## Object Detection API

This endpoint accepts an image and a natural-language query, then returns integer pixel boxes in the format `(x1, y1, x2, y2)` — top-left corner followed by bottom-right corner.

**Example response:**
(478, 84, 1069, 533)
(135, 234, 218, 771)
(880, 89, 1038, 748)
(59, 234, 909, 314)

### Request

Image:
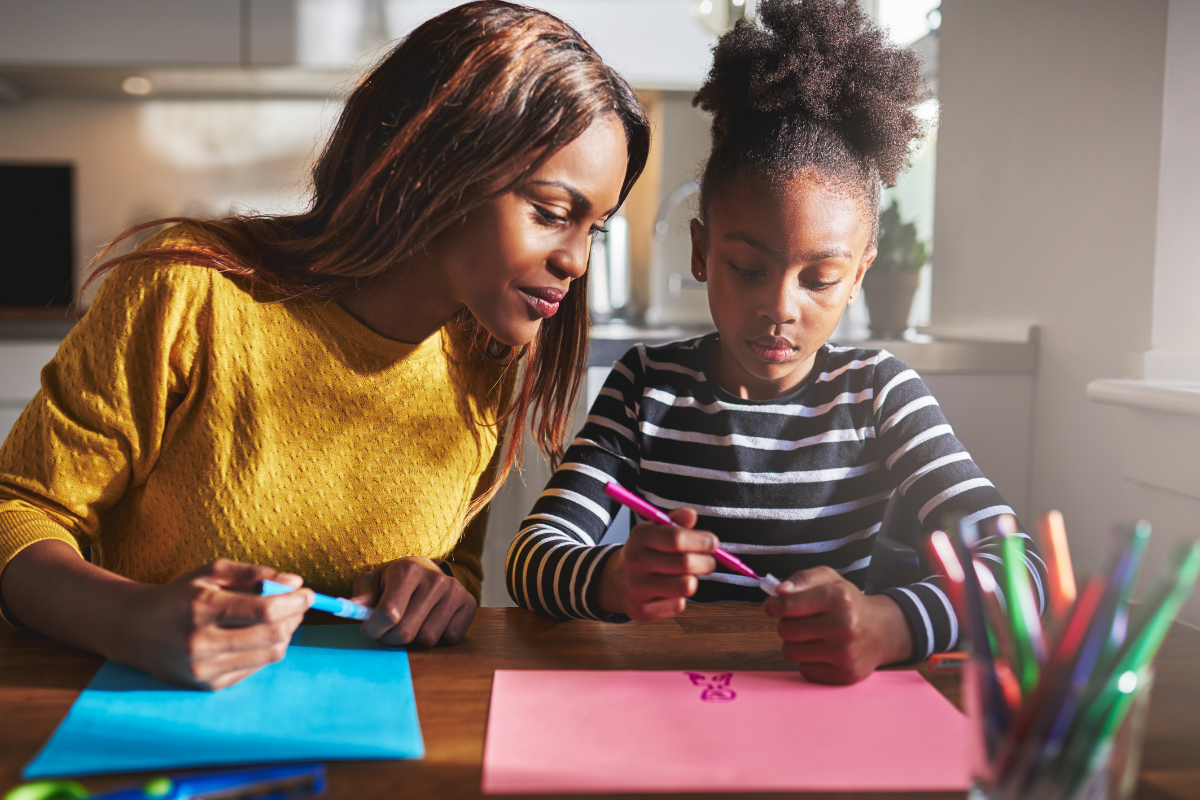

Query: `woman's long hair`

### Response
(83, 1, 650, 522)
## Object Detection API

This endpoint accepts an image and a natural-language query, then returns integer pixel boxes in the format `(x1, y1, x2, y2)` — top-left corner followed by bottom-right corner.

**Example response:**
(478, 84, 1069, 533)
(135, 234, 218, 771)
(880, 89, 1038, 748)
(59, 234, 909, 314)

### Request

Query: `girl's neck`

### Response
(711, 337, 821, 401)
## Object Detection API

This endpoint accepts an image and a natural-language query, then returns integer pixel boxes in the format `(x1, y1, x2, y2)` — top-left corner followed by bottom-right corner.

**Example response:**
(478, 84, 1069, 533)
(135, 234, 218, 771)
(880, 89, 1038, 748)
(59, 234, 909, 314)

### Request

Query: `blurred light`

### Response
(927, 8, 942, 30)
(732, 0, 745, 5)
(699, 0, 713, 13)
(122, 76, 153, 96)
(1117, 671, 1138, 694)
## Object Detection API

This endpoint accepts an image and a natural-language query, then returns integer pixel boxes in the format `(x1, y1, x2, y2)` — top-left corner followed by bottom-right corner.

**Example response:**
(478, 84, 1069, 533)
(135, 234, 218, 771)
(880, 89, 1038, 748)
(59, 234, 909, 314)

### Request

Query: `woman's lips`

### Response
(519, 287, 566, 319)
(748, 337, 798, 364)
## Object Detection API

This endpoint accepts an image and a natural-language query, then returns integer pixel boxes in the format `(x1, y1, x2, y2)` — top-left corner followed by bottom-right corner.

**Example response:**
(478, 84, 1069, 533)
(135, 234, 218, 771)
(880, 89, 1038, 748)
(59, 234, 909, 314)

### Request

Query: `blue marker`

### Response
(258, 579, 373, 621)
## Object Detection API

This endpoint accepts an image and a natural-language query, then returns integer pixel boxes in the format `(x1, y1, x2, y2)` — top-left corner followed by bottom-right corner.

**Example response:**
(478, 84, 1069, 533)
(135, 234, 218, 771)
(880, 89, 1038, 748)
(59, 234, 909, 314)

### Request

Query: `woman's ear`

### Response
(689, 218, 709, 283)
(847, 246, 876, 304)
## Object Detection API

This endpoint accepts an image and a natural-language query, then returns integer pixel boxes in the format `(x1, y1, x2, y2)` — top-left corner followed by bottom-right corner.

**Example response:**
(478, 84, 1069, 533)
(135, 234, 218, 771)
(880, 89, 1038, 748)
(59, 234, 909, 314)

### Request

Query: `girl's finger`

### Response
(640, 526, 717, 554)
(629, 573, 697, 602)
(633, 596, 687, 621)
(635, 549, 716, 576)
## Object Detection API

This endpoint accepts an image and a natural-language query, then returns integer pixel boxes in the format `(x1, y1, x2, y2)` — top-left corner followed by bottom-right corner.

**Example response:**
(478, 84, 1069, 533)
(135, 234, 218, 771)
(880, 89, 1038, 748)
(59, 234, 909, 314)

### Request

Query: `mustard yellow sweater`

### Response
(0, 229, 509, 620)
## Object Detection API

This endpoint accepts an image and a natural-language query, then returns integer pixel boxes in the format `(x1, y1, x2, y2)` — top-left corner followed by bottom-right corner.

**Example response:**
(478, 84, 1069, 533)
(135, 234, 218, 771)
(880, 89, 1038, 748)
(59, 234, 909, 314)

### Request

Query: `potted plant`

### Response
(862, 200, 929, 339)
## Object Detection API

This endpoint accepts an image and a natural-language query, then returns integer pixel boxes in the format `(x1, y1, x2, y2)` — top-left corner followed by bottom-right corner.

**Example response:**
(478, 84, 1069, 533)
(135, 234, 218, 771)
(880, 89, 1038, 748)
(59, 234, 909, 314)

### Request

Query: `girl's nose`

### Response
(761, 280, 799, 326)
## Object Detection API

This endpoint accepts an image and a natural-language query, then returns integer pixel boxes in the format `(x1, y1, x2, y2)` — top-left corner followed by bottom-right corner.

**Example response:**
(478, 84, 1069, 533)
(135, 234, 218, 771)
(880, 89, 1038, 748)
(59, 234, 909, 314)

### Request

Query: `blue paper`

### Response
(23, 625, 424, 778)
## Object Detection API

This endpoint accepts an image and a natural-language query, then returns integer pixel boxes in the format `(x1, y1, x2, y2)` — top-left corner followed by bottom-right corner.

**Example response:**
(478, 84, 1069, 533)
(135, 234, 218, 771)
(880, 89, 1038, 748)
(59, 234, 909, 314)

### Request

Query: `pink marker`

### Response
(603, 481, 781, 596)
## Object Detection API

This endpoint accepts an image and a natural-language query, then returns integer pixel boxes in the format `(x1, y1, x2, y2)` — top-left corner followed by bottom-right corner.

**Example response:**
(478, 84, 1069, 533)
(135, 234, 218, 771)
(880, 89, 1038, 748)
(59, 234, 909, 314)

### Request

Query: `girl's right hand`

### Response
(115, 559, 313, 690)
(595, 508, 717, 620)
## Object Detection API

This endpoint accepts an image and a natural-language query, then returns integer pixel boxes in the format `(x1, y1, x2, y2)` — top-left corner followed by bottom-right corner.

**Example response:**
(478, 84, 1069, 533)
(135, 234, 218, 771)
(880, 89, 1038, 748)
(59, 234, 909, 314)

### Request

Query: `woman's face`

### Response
(440, 114, 629, 347)
(691, 171, 876, 400)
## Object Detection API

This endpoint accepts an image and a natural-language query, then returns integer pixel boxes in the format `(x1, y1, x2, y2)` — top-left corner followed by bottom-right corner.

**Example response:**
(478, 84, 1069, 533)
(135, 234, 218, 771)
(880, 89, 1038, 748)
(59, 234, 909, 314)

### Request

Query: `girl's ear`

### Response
(689, 218, 709, 283)
(847, 246, 876, 304)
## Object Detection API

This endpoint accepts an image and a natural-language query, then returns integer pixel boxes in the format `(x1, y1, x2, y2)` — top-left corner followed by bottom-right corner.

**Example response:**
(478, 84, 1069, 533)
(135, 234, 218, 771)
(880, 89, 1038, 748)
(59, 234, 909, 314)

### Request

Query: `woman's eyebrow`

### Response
(528, 180, 620, 217)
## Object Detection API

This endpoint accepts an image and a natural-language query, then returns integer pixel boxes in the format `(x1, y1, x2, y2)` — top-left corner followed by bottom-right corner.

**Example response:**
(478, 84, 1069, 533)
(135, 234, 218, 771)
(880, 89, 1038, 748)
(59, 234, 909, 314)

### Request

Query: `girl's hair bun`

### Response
(695, 0, 925, 190)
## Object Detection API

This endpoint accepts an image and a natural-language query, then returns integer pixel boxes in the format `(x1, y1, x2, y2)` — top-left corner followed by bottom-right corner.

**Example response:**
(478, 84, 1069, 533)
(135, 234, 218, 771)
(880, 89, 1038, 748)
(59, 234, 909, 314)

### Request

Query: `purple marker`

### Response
(603, 481, 781, 596)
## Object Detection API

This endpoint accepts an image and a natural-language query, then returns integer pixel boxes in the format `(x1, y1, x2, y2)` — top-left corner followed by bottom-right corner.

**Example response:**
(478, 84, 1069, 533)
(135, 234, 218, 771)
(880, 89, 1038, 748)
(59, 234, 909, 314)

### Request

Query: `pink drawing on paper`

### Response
(685, 672, 736, 702)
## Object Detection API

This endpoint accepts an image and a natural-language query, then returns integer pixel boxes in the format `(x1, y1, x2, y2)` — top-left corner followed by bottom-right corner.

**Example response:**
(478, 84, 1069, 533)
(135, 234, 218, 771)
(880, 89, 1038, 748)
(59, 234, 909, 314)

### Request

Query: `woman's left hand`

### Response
(351, 558, 476, 648)
(763, 566, 914, 684)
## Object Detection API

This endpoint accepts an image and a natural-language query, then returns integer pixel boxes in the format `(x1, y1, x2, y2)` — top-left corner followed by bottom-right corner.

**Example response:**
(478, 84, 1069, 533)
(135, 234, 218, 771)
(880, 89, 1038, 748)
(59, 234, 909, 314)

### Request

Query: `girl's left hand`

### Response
(350, 557, 476, 648)
(763, 566, 914, 684)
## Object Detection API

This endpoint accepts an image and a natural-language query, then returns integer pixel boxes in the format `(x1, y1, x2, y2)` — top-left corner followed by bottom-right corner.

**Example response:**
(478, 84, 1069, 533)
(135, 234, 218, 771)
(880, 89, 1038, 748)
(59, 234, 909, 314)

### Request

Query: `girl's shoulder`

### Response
(618, 331, 718, 385)
(818, 343, 917, 389)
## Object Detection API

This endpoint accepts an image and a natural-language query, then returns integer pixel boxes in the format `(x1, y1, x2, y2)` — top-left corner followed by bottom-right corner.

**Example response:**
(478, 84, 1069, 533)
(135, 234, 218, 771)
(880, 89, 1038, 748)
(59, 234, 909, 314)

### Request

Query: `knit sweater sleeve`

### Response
(505, 347, 646, 620)
(0, 256, 208, 623)
(870, 355, 1048, 661)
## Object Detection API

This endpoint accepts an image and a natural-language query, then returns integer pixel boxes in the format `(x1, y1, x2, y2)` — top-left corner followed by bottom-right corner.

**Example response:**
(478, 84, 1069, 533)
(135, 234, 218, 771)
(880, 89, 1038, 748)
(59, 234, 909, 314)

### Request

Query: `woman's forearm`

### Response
(0, 539, 143, 662)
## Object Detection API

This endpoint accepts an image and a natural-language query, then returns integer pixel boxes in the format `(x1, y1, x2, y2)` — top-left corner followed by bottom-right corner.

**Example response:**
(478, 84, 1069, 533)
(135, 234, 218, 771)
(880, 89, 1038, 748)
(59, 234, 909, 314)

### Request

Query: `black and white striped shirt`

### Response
(506, 333, 1046, 661)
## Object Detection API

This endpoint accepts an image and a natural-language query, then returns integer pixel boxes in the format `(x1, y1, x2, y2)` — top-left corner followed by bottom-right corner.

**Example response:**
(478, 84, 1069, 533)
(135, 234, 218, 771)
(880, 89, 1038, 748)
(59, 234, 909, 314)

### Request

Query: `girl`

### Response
(506, 0, 1045, 685)
(0, 2, 648, 689)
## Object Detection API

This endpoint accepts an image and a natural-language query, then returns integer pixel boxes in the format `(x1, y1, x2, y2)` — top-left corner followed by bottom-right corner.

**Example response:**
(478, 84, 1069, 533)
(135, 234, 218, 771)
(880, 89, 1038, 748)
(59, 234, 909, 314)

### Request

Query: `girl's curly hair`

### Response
(693, 0, 925, 234)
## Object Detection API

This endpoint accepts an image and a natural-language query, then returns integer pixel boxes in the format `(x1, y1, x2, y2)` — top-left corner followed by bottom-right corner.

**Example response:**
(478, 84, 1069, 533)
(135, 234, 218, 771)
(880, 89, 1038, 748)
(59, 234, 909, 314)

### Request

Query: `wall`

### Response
(933, 1, 1172, 588)
(0, 97, 334, 302)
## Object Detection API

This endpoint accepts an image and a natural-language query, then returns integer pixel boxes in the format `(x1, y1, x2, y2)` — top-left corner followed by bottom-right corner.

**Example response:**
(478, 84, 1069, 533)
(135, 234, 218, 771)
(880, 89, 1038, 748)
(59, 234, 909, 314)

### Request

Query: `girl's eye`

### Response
(729, 262, 763, 278)
(533, 205, 567, 225)
(803, 278, 842, 291)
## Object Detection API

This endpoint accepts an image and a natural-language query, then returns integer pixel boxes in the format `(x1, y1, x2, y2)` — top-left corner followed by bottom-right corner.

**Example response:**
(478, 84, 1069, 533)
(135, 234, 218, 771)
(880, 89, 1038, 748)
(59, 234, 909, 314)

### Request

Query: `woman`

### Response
(0, 1, 649, 689)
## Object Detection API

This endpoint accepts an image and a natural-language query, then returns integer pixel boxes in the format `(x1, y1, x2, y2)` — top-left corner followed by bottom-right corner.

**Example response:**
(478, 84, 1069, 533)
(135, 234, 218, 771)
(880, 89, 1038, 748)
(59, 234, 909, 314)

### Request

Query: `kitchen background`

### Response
(1, 0, 1197, 623)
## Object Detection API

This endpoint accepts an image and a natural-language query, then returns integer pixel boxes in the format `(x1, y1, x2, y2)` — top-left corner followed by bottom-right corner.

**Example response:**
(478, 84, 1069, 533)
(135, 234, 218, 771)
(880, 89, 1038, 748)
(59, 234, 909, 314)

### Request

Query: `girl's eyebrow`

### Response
(724, 232, 852, 263)
(527, 179, 620, 218)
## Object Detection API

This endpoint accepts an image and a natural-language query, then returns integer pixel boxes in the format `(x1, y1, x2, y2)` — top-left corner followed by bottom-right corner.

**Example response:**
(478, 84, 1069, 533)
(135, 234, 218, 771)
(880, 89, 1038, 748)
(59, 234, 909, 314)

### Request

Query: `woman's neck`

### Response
(335, 255, 464, 344)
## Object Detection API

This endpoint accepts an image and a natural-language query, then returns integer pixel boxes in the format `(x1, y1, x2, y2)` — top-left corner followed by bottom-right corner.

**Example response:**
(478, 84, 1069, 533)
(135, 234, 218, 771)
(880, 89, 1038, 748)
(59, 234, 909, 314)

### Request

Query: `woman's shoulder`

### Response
(97, 223, 256, 309)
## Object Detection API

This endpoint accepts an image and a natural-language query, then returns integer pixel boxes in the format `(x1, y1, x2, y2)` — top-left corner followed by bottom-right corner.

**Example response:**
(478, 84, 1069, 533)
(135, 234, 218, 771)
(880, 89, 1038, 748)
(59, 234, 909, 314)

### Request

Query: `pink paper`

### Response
(482, 669, 970, 794)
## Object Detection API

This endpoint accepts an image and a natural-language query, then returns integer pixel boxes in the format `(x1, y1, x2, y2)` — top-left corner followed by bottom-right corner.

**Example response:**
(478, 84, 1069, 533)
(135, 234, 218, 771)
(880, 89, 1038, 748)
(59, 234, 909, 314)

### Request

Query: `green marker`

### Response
(1060, 540, 1200, 793)
(1000, 533, 1044, 696)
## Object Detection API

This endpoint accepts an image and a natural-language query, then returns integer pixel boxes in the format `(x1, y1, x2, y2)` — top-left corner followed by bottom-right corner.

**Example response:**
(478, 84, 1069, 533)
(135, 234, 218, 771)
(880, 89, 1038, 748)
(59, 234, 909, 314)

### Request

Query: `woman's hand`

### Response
(595, 508, 717, 621)
(116, 559, 314, 690)
(763, 566, 914, 684)
(351, 557, 476, 647)
(1, 542, 313, 691)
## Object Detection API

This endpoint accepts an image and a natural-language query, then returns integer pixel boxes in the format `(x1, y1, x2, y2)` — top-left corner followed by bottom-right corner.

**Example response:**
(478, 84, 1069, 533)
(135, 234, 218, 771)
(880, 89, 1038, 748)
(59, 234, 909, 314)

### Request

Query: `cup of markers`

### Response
(927, 512, 1200, 800)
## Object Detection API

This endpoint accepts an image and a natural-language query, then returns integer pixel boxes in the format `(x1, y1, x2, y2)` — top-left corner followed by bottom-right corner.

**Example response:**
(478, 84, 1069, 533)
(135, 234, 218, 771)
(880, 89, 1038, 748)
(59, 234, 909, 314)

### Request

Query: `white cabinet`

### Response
(0, 341, 58, 441)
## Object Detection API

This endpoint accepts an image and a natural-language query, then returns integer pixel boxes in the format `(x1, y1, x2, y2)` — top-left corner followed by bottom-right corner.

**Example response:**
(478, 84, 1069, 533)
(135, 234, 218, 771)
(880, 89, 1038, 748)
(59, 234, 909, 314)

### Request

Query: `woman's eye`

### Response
(590, 223, 610, 237)
(533, 205, 567, 225)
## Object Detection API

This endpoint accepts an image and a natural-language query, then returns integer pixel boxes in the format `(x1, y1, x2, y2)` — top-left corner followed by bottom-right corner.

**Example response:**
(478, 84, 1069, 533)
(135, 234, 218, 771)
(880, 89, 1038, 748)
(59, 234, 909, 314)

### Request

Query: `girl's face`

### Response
(690, 172, 877, 400)
(440, 114, 629, 347)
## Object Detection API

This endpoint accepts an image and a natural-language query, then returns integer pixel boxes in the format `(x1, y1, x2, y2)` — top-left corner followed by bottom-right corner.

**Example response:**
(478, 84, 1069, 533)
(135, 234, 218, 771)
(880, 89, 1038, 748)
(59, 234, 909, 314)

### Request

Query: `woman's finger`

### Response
(180, 642, 291, 689)
(381, 576, 449, 647)
(195, 616, 302, 656)
(200, 559, 294, 591)
(440, 599, 476, 645)
(205, 588, 312, 627)
(412, 591, 463, 648)
(361, 567, 422, 640)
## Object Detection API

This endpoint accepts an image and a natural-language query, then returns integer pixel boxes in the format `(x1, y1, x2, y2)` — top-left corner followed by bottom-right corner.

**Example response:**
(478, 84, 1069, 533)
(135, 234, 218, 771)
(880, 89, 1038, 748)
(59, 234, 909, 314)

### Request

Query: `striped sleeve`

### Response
(504, 348, 645, 620)
(871, 356, 1048, 661)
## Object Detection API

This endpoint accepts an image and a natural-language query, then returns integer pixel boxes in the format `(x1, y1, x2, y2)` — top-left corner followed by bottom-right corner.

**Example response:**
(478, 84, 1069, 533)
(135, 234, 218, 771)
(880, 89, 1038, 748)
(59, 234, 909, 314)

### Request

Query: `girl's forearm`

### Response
(0, 539, 143, 662)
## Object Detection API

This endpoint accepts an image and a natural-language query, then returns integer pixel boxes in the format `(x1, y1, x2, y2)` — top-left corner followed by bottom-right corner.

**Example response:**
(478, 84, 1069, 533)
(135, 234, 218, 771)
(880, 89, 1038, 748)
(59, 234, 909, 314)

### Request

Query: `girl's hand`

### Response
(116, 558, 313, 690)
(351, 557, 476, 647)
(596, 508, 717, 621)
(763, 566, 914, 684)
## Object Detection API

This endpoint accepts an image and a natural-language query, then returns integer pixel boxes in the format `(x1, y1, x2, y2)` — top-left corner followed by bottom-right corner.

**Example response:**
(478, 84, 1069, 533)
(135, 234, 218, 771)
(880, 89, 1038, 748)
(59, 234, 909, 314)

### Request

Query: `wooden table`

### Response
(2, 606, 1198, 800)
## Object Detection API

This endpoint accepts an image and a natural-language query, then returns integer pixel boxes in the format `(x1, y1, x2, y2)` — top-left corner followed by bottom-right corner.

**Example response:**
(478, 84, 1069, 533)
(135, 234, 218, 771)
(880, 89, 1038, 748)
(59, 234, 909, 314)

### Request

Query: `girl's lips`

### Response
(519, 287, 565, 319)
(748, 338, 798, 364)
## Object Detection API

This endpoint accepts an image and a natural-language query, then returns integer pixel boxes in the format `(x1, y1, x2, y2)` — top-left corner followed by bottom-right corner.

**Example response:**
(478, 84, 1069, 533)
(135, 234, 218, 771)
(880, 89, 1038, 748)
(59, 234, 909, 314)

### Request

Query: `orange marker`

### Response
(928, 529, 966, 617)
(1037, 510, 1077, 620)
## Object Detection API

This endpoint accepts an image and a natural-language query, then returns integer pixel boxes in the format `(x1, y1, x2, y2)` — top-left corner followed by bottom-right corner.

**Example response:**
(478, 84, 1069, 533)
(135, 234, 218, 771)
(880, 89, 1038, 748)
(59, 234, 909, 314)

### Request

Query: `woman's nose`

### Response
(548, 233, 591, 282)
